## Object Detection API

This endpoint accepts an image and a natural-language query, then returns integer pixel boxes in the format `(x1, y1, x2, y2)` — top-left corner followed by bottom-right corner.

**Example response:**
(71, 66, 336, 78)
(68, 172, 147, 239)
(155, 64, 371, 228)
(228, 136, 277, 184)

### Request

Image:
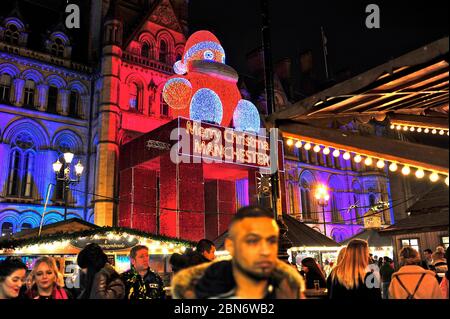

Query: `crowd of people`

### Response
(0, 205, 448, 300)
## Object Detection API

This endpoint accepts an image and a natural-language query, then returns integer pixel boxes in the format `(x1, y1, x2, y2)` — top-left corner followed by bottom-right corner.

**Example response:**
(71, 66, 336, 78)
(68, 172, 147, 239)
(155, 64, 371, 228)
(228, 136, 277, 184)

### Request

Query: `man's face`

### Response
(131, 248, 149, 273)
(225, 217, 279, 281)
(203, 246, 216, 261)
(424, 251, 432, 260)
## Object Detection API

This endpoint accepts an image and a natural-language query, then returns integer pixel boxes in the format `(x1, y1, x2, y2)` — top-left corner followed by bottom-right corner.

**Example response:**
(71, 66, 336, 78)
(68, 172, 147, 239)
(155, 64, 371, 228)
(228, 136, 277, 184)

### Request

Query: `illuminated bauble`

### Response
(415, 169, 425, 179)
(233, 100, 261, 133)
(389, 163, 398, 172)
(190, 88, 223, 124)
(429, 172, 439, 183)
(343, 152, 351, 160)
(163, 78, 192, 110)
(402, 166, 411, 176)
(173, 61, 188, 75)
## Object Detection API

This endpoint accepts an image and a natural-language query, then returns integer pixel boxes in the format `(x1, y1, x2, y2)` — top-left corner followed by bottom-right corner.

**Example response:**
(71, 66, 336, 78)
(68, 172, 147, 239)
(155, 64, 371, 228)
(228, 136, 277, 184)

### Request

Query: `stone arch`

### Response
(43, 211, 63, 225)
(46, 74, 67, 88)
(138, 31, 157, 58)
(3, 17, 26, 31)
(2, 118, 50, 149)
(49, 31, 70, 46)
(67, 80, 89, 95)
(156, 30, 175, 63)
(174, 44, 184, 61)
(18, 211, 42, 229)
(299, 170, 316, 187)
(124, 73, 146, 89)
(52, 129, 84, 154)
(21, 69, 45, 83)
(0, 63, 20, 77)
(0, 210, 20, 233)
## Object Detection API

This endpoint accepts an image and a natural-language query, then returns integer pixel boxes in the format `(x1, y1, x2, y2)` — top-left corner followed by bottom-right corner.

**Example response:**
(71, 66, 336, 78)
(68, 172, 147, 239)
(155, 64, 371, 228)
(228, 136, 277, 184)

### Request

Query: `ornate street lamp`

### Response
(315, 184, 330, 236)
(53, 152, 84, 221)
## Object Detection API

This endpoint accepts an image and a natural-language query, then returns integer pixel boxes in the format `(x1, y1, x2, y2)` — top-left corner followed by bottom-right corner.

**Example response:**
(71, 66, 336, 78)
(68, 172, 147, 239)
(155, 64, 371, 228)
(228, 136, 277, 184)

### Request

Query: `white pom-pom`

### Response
(174, 61, 187, 75)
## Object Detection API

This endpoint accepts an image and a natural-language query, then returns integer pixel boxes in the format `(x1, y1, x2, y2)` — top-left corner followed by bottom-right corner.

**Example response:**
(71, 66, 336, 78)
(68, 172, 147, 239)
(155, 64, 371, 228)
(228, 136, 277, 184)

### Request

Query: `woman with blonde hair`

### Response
(26, 256, 71, 299)
(388, 247, 443, 299)
(327, 239, 381, 299)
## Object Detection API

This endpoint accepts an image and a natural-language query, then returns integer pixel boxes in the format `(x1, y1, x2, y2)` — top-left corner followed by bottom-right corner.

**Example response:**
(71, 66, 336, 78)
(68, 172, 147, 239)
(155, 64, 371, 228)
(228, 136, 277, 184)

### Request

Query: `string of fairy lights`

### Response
(285, 138, 449, 187)
(389, 123, 449, 136)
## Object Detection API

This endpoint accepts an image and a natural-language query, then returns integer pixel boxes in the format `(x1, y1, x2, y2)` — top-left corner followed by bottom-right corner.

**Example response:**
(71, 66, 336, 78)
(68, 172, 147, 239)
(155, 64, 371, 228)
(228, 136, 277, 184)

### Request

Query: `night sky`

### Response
(189, 0, 449, 83)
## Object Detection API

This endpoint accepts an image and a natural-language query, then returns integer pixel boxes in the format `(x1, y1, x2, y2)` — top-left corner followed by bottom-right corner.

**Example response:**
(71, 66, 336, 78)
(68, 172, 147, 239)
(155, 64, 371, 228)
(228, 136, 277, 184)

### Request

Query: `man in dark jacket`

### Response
(379, 257, 395, 299)
(187, 239, 216, 267)
(121, 245, 165, 299)
(171, 206, 305, 299)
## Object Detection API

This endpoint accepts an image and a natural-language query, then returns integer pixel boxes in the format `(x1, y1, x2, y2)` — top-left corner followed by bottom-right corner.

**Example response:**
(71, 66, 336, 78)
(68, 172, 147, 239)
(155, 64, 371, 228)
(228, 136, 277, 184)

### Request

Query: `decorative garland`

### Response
(0, 226, 195, 250)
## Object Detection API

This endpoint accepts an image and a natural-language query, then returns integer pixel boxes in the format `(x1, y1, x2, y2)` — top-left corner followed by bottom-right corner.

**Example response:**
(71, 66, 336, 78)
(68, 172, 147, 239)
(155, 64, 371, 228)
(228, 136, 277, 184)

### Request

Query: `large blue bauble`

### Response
(189, 88, 223, 125)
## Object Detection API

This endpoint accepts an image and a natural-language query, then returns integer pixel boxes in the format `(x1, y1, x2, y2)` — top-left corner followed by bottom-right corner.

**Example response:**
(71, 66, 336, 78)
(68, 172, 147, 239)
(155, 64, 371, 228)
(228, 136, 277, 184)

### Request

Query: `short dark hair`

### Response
(229, 206, 274, 227)
(130, 245, 149, 259)
(77, 243, 108, 271)
(196, 239, 215, 254)
(0, 257, 27, 283)
(423, 249, 432, 254)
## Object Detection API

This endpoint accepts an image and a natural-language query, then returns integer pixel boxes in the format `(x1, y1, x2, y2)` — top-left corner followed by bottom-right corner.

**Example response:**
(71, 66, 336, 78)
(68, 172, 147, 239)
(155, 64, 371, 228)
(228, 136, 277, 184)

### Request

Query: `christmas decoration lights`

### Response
(233, 99, 261, 133)
(189, 88, 223, 124)
(163, 78, 192, 110)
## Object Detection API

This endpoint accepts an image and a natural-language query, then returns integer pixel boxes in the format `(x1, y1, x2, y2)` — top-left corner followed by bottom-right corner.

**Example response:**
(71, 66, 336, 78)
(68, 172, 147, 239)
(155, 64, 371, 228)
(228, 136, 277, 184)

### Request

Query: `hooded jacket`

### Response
(171, 259, 305, 299)
(388, 265, 443, 299)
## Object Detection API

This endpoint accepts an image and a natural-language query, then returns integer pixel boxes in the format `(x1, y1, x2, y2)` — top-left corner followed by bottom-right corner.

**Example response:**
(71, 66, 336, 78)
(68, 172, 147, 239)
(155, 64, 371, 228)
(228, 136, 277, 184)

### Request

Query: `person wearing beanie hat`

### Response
(76, 243, 125, 299)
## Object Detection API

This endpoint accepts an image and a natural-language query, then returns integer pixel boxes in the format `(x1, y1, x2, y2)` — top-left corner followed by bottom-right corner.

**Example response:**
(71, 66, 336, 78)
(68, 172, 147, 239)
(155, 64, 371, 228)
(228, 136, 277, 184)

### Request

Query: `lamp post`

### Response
(53, 152, 84, 221)
(315, 184, 330, 237)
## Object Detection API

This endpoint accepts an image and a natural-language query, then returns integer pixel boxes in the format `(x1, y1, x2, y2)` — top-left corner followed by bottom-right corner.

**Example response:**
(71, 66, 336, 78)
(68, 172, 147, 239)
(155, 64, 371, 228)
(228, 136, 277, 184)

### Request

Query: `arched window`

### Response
(300, 178, 313, 221)
(24, 80, 36, 108)
(329, 176, 343, 223)
(22, 151, 35, 197)
(7, 149, 21, 196)
(21, 223, 33, 231)
(51, 38, 65, 58)
(69, 91, 80, 117)
(369, 194, 377, 208)
(160, 91, 169, 117)
(159, 40, 168, 64)
(142, 42, 150, 58)
(0, 73, 12, 103)
(7, 132, 36, 198)
(1, 222, 13, 237)
(4, 24, 20, 45)
(47, 86, 58, 113)
(128, 82, 141, 112)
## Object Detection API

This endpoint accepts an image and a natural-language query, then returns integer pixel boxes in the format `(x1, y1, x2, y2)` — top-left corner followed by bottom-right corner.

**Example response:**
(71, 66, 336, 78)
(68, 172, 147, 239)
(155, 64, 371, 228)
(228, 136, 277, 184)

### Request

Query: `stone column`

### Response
(13, 78, 25, 106)
(0, 143, 11, 196)
(37, 84, 49, 112)
(59, 89, 70, 116)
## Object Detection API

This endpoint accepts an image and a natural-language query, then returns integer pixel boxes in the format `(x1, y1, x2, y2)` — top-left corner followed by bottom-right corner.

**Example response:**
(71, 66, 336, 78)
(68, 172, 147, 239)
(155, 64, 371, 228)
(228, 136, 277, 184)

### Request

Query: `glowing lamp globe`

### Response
(402, 166, 411, 176)
(354, 155, 362, 163)
(295, 141, 303, 149)
(314, 145, 321, 153)
(417, 128, 423, 133)
(333, 150, 340, 158)
(343, 152, 351, 160)
(445, 176, 449, 186)
(396, 125, 402, 130)
(415, 169, 425, 179)
(323, 147, 331, 155)
(410, 127, 415, 132)
(432, 129, 437, 135)
(424, 128, 430, 133)
(189, 88, 223, 125)
(389, 163, 398, 172)
(376, 160, 385, 169)
(390, 124, 395, 129)
(364, 157, 373, 166)
(439, 130, 445, 136)
(403, 126, 409, 131)
(163, 78, 192, 110)
(233, 100, 261, 134)
(430, 172, 439, 183)
(304, 143, 312, 151)
(286, 139, 294, 147)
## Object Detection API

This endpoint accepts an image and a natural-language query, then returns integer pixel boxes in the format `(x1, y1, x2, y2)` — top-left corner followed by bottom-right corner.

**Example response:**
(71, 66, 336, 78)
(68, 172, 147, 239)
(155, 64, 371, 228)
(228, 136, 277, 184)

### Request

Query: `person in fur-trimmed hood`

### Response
(171, 206, 305, 299)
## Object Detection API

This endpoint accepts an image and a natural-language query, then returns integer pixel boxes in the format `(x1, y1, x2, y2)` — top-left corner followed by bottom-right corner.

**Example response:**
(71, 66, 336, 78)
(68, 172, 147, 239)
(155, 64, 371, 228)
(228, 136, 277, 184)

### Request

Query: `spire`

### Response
(7, 0, 26, 22)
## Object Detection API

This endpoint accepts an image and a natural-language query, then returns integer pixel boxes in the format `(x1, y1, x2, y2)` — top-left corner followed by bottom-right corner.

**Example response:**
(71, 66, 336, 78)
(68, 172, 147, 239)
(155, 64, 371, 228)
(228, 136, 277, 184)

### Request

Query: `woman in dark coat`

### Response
(327, 239, 381, 300)
(76, 243, 125, 299)
(301, 257, 326, 289)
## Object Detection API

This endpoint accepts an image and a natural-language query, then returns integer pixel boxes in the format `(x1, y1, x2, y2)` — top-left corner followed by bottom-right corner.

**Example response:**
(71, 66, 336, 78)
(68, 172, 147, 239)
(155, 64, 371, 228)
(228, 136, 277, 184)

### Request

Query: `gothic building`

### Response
(0, 0, 188, 236)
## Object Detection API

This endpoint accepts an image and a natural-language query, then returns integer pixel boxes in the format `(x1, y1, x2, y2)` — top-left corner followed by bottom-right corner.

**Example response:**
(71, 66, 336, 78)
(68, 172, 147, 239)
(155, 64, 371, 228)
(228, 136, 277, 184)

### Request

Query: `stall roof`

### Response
(267, 37, 449, 123)
(214, 214, 340, 250)
(379, 210, 449, 236)
(340, 228, 392, 247)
